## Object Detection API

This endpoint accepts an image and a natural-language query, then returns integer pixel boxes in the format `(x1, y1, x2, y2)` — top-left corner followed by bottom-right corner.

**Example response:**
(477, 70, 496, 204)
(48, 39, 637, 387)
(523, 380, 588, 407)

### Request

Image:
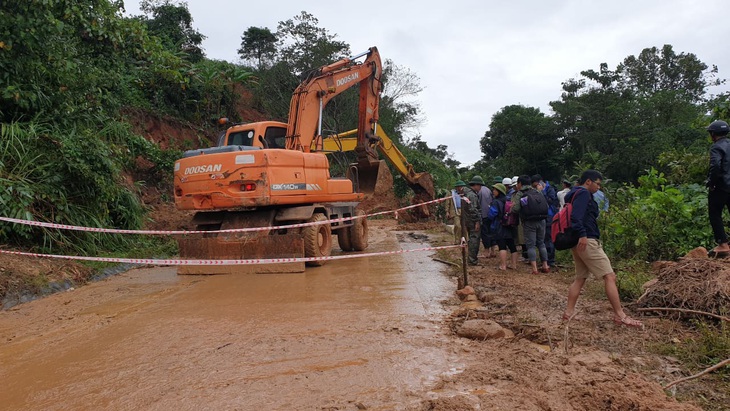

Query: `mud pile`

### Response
(637, 258, 730, 319)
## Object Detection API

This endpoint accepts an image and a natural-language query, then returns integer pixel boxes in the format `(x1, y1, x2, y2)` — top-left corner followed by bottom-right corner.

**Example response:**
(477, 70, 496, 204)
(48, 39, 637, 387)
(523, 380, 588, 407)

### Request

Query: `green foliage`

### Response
(658, 320, 729, 380)
(238, 27, 277, 69)
(529, 45, 715, 182)
(0, 119, 178, 254)
(0, 121, 135, 250)
(247, 12, 353, 126)
(275, 11, 350, 75)
(656, 142, 709, 185)
(138, 0, 206, 62)
(614, 262, 653, 301)
(601, 168, 713, 261)
(480, 105, 562, 181)
(0, 0, 152, 122)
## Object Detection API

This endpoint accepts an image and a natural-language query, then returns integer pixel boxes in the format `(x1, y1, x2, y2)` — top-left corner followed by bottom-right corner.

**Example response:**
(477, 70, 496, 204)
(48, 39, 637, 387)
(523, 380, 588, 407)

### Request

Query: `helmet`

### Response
(492, 183, 507, 196)
(454, 180, 467, 187)
(502, 177, 513, 186)
(511, 176, 519, 186)
(707, 120, 730, 134)
(469, 175, 485, 185)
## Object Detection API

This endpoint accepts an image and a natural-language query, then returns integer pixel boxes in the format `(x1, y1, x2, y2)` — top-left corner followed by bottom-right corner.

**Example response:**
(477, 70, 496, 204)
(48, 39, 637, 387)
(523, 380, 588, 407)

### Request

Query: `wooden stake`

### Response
(460, 208, 468, 287)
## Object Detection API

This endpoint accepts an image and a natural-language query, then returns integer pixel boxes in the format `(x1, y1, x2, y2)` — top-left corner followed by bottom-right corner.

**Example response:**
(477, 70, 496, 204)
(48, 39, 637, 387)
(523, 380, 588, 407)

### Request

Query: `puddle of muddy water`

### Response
(0, 229, 462, 410)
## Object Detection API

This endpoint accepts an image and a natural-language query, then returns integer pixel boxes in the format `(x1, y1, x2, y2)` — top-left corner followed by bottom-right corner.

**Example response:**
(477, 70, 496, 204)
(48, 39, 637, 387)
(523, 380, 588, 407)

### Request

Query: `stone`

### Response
(456, 319, 508, 340)
(456, 285, 476, 300)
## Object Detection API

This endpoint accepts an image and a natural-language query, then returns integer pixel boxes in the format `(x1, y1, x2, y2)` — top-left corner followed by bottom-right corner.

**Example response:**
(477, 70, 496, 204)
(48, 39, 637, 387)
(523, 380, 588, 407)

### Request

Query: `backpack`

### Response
(551, 188, 584, 250)
(520, 189, 549, 221)
(502, 200, 519, 227)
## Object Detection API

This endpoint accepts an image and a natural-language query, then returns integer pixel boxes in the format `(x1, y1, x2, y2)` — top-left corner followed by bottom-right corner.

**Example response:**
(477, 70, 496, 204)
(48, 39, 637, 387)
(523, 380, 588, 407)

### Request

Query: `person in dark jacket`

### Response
(533, 174, 559, 269)
(706, 120, 730, 257)
(461, 178, 481, 265)
(512, 175, 550, 274)
(562, 170, 643, 329)
(487, 183, 518, 270)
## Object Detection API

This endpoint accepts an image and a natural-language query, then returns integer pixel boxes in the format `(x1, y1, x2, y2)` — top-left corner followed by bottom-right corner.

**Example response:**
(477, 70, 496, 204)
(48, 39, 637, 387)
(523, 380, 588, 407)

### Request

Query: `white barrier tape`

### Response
(0, 243, 464, 266)
(0, 196, 450, 236)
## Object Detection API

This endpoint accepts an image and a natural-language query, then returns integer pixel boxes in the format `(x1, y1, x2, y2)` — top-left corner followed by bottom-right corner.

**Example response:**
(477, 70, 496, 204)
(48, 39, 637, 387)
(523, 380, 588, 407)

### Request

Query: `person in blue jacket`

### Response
(562, 170, 643, 329)
(487, 183, 518, 270)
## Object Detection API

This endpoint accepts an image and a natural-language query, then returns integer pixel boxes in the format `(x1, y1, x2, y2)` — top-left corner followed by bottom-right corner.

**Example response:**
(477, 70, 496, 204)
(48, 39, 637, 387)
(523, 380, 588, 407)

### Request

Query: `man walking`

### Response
(706, 120, 730, 257)
(562, 170, 643, 328)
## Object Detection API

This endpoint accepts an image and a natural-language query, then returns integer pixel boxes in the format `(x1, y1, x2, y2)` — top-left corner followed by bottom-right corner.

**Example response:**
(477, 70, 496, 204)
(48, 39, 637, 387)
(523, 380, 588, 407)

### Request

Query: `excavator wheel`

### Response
(337, 227, 353, 251)
(350, 209, 368, 251)
(304, 213, 332, 266)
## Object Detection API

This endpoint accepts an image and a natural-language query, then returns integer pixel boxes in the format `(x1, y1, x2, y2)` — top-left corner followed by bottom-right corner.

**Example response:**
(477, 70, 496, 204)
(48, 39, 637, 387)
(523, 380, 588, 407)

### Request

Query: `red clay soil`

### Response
(421, 231, 728, 411)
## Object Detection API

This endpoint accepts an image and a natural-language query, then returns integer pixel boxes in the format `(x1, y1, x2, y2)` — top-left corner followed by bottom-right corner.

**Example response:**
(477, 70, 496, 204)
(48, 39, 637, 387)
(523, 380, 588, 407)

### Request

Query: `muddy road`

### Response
(0, 222, 462, 410)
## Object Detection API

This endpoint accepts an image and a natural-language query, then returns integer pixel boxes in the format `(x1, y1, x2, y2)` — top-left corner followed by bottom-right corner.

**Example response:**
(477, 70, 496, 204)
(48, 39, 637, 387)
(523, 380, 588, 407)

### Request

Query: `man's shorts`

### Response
(571, 238, 614, 279)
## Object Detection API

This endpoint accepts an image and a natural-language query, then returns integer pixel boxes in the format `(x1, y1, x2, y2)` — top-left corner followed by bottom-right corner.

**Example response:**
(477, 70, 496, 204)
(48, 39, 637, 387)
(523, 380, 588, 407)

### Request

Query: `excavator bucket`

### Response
(177, 211, 305, 275)
(409, 172, 436, 219)
(348, 159, 393, 197)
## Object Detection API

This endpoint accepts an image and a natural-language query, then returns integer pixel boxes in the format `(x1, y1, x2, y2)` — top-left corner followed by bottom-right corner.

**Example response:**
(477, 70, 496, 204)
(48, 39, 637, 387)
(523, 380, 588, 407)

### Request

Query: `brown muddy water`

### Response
(0, 228, 463, 410)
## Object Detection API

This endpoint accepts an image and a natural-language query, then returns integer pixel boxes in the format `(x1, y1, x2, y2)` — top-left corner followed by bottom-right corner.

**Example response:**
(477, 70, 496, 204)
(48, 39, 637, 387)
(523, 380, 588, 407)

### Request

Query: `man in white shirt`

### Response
(557, 180, 572, 209)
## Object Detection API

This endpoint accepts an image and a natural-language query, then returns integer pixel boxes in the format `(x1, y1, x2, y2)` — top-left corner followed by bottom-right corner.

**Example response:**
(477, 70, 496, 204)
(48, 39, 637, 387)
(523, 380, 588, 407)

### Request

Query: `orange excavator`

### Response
(173, 47, 433, 274)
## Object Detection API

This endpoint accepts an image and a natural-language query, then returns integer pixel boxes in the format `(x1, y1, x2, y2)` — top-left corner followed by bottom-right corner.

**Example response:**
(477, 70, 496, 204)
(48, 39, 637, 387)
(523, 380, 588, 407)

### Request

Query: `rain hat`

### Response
(492, 183, 507, 196)
(454, 180, 467, 187)
(469, 175, 485, 185)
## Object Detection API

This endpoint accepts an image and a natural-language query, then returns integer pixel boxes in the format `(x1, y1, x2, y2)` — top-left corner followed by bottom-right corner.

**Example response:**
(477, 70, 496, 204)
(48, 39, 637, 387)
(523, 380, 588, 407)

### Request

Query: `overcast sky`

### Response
(124, 0, 730, 166)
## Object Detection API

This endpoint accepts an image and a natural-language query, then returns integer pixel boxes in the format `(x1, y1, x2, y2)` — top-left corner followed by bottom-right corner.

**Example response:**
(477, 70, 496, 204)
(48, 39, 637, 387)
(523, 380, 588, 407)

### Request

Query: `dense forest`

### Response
(1, 0, 729, 263)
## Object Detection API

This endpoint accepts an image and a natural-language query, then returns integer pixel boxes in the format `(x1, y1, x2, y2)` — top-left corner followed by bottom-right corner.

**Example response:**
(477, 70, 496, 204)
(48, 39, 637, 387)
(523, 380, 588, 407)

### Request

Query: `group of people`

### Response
(451, 170, 644, 329)
(452, 174, 560, 274)
(447, 118, 730, 330)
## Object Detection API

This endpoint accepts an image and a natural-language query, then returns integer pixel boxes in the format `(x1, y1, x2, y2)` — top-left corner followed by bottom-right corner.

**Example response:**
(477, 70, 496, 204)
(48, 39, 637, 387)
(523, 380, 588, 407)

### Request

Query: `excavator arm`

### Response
(321, 128, 435, 201)
(286, 46, 382, 166)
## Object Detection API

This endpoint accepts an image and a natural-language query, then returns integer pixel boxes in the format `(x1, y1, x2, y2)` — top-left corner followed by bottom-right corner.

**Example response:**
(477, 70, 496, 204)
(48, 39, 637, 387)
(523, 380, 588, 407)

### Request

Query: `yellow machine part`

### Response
(321, 128, 435, 218)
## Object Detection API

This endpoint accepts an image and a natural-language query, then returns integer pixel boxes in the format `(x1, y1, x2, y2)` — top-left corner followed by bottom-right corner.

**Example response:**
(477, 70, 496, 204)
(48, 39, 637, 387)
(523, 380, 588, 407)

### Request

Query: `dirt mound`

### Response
(637, 258, 730, 318)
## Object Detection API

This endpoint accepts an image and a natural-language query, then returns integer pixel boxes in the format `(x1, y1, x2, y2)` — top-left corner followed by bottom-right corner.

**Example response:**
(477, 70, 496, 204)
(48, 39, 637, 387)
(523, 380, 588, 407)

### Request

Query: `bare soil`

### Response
(1, 221, 728, 410)
(422, 231, 728, 411)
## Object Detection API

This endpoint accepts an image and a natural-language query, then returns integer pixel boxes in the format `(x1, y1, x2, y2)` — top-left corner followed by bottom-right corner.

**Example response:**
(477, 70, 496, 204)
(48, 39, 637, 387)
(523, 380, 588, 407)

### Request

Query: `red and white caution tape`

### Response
(0, 196, 450, 235)
(0, 243, 464, 266)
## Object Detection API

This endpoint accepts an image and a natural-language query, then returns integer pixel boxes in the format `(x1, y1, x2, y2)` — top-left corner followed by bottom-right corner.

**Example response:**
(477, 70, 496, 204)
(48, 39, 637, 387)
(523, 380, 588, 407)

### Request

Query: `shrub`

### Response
(602, 168, 713, 261)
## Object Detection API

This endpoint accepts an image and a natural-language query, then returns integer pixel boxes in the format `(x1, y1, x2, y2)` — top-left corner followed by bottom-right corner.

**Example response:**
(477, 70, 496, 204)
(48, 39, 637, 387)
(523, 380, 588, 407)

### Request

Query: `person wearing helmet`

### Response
(707, 120, 730, 257)
(449, 181, 467, 245)
(465, 176, 485, 265)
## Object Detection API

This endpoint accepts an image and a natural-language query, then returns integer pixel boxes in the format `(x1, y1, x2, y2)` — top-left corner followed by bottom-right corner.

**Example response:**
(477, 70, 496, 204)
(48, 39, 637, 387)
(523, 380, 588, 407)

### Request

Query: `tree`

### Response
(480, 105, 562, 180)
(138, 0, 205, 62)
(0, 0, 160, 122)
(549, 45, 713, 182)
(617, 44, 721, 102)
(238, 27, 277, 70)
(275, 11, 350, 75)
(379, 59, 425, 143)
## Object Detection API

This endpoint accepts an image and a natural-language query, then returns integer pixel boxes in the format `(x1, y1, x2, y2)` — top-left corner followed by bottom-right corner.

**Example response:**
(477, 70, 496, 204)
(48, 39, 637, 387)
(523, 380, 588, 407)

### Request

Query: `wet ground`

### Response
(0, 223, 461, 410)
